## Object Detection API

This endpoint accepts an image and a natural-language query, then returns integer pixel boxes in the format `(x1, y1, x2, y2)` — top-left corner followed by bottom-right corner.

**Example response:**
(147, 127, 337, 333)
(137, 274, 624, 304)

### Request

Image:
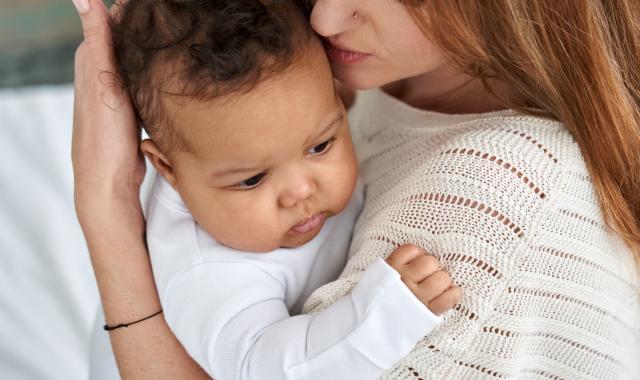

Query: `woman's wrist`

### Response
(77, 191, 151, 324)
(76, 188, 145, 236)
(87, 229, 159, 324)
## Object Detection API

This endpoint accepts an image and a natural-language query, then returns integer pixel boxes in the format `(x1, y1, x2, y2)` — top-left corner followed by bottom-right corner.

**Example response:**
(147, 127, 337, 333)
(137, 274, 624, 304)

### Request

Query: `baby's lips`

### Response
(291, 213, 325, 234)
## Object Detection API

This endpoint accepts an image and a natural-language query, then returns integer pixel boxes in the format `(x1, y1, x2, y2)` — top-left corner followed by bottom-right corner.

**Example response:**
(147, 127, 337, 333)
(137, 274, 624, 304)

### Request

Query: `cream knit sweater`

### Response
(302, 89, 640, 380)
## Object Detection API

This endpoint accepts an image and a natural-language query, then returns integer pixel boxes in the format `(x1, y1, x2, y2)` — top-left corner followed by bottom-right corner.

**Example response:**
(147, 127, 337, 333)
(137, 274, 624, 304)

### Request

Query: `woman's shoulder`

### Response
(442, 112, 577, 163)
(403, 113, 630, 275)
(352, 89, 586, 174)
(421, 112, 580, 189)
(427, 113, 594, 230)
(359, 110, 597, 257)
(427, 112, 591, 195)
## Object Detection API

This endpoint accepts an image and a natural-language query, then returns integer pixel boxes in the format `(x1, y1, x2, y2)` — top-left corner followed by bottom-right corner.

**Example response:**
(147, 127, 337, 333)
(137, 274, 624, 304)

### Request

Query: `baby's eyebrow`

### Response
(213, 113, 344, 179)
(211, 165, 263, 178)
(303, 113, 344, 146)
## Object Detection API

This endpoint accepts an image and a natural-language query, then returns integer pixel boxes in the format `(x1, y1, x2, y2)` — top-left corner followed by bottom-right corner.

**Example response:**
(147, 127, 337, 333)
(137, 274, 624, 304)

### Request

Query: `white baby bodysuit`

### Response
(146, 175, 441, 380)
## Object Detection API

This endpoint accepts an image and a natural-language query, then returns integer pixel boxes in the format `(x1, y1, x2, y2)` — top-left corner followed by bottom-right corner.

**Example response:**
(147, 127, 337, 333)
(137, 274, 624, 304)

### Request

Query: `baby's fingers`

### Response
(428, 286, 462, 316)
(385, 244, 425, 269)
(415, 270, 452, 301)
(400, 254, 440, 283)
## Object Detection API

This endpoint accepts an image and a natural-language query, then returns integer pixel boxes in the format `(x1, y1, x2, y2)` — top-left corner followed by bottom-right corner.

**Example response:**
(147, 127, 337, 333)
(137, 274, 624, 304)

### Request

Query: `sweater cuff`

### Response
(347, 258, 442, 369)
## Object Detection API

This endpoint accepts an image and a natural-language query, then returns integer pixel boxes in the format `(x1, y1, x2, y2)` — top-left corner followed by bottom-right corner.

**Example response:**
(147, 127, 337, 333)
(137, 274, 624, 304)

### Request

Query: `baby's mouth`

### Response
(290, 213, 325, 234)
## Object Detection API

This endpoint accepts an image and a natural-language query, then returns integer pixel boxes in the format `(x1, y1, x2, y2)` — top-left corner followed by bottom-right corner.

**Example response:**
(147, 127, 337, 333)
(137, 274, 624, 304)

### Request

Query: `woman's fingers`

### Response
(72, 0, 118, 118)
(71, 0, 89, 13)
(73, 0, 116, 101)
(73, 0, 109, 44)
(71, 0, 144, 225)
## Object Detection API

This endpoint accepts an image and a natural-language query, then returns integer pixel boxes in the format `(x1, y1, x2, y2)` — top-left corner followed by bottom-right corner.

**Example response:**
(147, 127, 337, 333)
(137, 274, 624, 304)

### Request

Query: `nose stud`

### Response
(353, 11, 360, 20)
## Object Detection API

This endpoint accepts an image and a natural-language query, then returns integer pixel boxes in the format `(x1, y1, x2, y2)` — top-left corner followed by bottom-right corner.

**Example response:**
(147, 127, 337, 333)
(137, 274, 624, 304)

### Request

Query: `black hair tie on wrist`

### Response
(104, 310, 163, 331)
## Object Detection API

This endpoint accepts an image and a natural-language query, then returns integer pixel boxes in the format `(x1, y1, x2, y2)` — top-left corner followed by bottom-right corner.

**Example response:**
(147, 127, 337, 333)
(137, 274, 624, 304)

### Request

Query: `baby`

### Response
(111, 0, 459, 379)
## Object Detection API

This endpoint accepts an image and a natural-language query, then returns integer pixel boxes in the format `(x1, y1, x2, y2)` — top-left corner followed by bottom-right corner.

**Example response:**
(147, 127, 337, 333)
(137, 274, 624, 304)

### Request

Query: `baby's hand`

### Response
(385, 244, 461, 315)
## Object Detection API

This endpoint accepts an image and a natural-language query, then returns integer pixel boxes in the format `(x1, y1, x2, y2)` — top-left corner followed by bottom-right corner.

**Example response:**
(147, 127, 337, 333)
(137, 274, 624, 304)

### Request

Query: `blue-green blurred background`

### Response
(0, 0, 112, 87)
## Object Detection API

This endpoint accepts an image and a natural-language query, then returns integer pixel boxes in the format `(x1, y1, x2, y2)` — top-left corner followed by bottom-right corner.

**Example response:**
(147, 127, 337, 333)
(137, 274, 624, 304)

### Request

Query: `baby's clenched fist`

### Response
(386, 244, 461, 315)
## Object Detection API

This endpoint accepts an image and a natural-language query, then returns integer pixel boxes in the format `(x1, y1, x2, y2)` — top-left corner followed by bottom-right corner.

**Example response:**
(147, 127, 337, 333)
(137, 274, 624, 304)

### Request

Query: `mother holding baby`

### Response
(72, 0, 640, 379)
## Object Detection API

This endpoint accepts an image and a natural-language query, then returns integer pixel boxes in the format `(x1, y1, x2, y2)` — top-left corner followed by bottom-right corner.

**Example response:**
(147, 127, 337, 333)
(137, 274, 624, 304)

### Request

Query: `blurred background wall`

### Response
(0, 0, 112, 87)
(0, 0, 81, 86)
(0, 1, 112, 379)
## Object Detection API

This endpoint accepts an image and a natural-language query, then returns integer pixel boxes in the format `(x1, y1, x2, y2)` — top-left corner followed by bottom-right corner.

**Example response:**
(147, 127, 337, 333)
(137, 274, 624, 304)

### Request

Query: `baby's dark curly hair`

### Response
(111, 0, 314, 153)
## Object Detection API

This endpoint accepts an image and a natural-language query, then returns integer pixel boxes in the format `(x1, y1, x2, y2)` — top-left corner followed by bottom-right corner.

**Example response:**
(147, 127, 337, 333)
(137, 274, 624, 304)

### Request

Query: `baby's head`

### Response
(112, 0, 358, 252)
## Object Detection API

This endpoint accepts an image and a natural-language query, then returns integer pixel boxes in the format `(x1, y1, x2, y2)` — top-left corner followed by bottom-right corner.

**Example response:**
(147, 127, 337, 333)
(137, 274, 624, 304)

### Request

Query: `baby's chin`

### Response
(279, 229, 322, 250)
(280, 228, 321, 248)
(212, 225, 322, 253)
(216, 227, 320, 253)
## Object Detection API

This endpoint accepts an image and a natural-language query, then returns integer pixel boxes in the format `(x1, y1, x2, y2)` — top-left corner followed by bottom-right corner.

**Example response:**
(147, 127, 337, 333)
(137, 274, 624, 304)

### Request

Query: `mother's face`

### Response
(310, 0, 445, 89)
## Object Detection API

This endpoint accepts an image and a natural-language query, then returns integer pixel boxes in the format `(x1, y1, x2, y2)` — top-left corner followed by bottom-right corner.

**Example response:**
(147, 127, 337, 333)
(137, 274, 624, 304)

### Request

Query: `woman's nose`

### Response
(278, 173, 317, 209)
(310, 0, 356, 37)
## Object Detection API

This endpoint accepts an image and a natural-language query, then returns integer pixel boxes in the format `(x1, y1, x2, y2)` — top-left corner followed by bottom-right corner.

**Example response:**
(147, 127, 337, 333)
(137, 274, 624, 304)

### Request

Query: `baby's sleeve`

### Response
(163, 258, 441, 380)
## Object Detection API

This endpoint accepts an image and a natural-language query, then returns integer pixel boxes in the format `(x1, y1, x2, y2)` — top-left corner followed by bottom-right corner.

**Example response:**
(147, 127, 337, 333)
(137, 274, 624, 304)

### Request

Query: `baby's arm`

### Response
(162, 249, 458, 380)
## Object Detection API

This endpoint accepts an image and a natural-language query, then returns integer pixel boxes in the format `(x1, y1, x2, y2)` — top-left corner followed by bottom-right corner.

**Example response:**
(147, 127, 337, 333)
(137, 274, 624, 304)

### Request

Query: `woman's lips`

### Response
(324, 40, 371, 65)
(290, 213, 326, 234)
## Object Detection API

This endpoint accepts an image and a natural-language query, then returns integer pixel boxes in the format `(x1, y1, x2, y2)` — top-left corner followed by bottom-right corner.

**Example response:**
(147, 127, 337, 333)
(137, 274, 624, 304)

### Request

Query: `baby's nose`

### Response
(278, 174, 317, 208)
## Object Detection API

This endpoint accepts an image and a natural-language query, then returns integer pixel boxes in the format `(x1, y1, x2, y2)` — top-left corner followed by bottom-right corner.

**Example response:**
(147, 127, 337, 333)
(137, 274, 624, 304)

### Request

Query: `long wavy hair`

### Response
(402, 0, 640, 270)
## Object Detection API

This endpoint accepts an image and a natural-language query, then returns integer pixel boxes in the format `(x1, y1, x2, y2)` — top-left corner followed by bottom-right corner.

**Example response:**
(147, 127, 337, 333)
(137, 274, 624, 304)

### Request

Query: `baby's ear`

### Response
(140, 139, 178, 187)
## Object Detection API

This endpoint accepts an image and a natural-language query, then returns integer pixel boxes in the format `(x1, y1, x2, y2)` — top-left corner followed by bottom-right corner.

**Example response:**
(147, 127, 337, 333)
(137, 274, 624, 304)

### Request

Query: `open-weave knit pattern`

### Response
(302, 89, 640, 380)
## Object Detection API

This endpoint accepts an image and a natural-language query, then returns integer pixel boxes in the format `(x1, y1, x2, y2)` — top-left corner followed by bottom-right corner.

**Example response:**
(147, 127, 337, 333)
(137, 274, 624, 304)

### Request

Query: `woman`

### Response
(72, 0, 640, 379)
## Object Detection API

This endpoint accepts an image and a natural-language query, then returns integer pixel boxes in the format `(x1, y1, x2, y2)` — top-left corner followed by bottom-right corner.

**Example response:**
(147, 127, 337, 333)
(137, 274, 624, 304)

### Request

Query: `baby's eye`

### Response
(308, 137, 337, 156)
(235, 173, 266, 189)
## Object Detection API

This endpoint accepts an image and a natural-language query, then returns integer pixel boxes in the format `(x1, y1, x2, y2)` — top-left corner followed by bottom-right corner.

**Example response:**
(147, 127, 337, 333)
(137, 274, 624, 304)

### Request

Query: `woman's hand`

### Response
(72, 0, 144, 238)
(71, 2, 211, 378)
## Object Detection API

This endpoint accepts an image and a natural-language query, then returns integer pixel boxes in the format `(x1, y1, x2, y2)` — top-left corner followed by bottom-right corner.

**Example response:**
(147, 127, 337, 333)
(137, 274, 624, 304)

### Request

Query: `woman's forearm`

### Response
(71, 0, 209, 376)
(86, 202, 209, 379)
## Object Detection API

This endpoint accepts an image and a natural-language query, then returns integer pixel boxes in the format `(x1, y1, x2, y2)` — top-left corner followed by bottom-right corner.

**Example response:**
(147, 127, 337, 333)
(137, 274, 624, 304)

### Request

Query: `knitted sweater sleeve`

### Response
(303, 118, 640, 379)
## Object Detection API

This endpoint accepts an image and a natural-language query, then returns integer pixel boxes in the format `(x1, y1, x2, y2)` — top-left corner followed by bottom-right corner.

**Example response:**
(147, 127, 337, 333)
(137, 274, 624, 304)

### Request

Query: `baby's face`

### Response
(165, 43, 358, 252)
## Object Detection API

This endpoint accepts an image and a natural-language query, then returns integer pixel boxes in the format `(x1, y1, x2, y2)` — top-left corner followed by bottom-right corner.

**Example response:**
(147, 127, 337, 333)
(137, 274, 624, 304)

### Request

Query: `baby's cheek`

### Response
(219, 217, 282, 252)
(235, 214, 278, 246)
(333, 163, 359, 214)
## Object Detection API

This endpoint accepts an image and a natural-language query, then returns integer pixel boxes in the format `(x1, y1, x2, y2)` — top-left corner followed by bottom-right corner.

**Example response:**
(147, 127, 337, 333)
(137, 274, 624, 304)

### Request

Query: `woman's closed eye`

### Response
(308, 137, 337, 156)
(233, 173, 267, 190)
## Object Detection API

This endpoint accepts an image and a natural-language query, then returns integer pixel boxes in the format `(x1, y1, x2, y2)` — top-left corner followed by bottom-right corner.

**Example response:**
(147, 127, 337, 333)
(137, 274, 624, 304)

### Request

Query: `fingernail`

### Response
(72, 0, 90, 13)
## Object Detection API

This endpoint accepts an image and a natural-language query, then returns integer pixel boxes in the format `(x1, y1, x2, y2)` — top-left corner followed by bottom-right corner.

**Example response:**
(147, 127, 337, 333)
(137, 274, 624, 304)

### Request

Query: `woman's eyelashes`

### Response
(308, 137, 337, 155)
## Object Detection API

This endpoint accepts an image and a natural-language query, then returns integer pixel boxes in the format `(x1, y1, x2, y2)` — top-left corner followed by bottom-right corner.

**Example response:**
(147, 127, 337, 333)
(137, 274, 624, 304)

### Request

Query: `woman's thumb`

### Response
(71, 0, 90, 14)
(72, 0, 109, 43)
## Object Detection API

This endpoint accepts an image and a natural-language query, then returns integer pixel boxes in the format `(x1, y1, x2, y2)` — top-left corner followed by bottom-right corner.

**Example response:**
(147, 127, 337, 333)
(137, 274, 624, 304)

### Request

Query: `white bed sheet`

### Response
(0, 85, 100, 380)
